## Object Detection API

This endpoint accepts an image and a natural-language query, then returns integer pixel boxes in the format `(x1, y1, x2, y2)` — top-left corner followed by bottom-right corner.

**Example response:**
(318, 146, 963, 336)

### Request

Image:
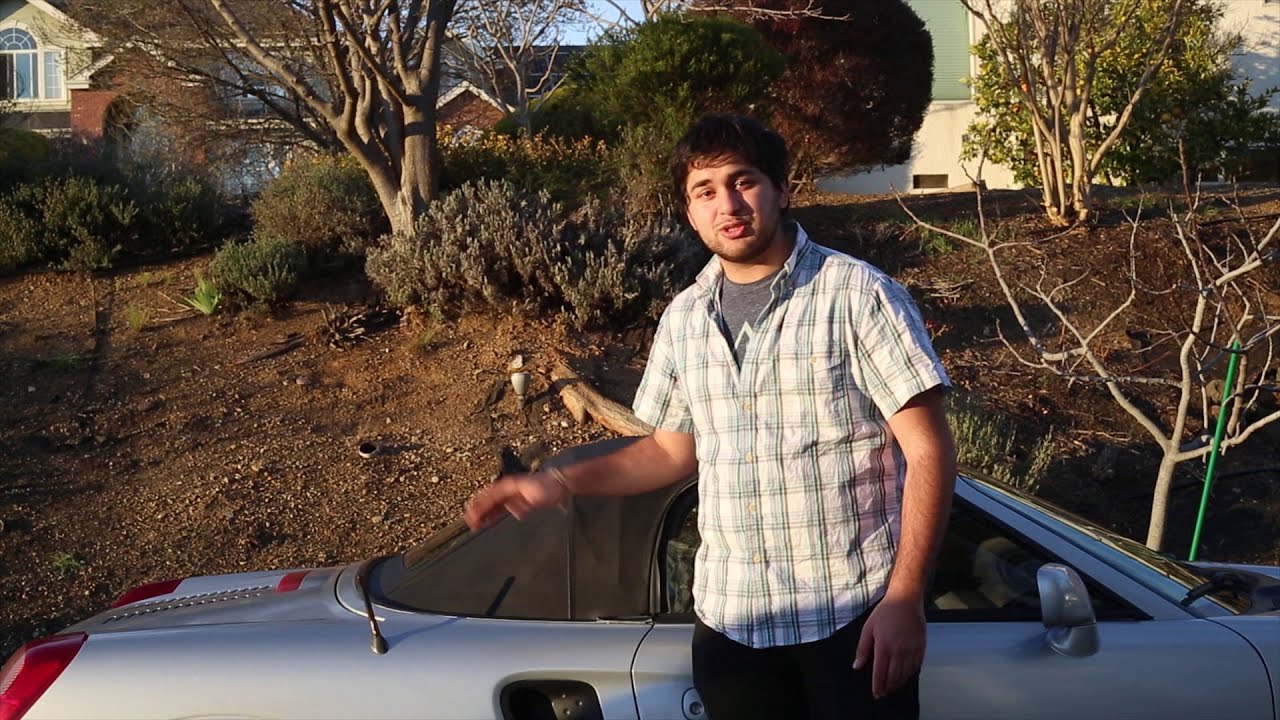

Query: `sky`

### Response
(564, 0, 645, 45)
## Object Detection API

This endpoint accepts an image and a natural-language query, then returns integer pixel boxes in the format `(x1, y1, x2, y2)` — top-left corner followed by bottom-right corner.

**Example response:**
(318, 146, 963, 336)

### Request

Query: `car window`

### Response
(658, 493, 1122, 620)
(663, 501, 699, 614)
(927, 503, 1050, 619)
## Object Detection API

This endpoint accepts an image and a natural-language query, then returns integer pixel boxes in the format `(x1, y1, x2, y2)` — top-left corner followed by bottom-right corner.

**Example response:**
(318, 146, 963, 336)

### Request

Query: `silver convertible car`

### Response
(4, 438, 1279, 720)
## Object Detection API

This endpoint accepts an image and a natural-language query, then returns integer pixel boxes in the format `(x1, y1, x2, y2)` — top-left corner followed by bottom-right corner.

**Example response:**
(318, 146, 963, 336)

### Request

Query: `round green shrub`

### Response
(127, 165, 225, 253)
(36, 176, 138, 272)
(0, 129, 50, 189)
(250, 154, 385, 254)
(211, 237, 309, 304)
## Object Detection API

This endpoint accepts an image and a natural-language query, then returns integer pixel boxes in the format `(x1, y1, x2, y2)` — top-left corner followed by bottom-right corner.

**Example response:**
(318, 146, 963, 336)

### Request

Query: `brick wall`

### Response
(438, 92, 504, 132)
(69, 90, 120, 141)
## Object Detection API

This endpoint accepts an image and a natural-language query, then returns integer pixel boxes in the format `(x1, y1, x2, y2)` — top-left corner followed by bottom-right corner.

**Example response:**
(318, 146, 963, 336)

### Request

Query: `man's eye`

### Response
(736, 179, 757, 189)
(696, 189, 714, 199)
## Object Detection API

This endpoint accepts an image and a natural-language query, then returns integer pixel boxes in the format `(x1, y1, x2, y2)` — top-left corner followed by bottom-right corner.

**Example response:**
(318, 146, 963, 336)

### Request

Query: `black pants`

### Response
(691, 608, 920, 720)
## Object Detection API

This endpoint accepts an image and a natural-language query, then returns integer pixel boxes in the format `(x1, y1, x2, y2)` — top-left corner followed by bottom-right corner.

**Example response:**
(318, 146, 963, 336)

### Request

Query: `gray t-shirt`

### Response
(720, 268, 782, 365)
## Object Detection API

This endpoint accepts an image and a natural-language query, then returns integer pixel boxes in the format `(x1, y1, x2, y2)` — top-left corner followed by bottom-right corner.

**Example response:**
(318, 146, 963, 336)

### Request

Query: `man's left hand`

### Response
(853, 595, 926, 699)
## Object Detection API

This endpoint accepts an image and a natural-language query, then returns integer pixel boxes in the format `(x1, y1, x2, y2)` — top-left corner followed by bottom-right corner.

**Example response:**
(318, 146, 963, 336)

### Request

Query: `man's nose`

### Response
(717, 187, 747, 214)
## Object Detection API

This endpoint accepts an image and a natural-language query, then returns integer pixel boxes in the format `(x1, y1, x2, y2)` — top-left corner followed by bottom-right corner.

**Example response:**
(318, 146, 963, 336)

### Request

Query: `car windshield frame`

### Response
(963, 473, 1250, 616)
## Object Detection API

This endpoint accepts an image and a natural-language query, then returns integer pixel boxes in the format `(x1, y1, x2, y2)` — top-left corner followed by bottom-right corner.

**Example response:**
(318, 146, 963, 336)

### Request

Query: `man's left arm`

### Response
(854, 385, 956, 699)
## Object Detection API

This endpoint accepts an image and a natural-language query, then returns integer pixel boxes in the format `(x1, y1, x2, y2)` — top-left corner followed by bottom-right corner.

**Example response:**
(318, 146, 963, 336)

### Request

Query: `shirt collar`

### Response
(693, 222, 813, 298)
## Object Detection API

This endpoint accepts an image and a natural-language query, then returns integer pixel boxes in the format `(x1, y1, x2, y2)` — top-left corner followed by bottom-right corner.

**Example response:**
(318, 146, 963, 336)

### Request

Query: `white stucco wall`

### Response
(1224, 0, 1280, 104)
(817, 100, 1019, 194)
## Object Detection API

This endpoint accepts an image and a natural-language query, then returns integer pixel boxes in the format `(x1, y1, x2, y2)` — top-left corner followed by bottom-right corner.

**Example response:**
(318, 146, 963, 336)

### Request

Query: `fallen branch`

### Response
(549, 357, 653, 437)
(235, 335, 306, 365)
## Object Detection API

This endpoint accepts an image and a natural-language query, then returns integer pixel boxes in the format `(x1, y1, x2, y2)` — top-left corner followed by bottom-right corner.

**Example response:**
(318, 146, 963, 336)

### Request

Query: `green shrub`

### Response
(570, 14, 784, 142)
(607, 124, 681, 218)
(366, 180, 705, 328)
(440, 131, 612, 207)
(0, 129, 50, 188)
(128, 166, 224, 252)
(210, 236, 309, 304)
(948, 392, 1055, 494)
(490, 86, 604, 140)
(251, 154, 385, 254)
(0, 195, 43, 273)
(554, 195, 706, 327)
(34, 176, 138, 272)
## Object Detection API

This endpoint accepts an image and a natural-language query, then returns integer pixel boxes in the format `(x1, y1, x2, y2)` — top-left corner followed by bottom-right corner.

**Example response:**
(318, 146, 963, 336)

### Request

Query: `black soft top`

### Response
(369, 438, 695, 620)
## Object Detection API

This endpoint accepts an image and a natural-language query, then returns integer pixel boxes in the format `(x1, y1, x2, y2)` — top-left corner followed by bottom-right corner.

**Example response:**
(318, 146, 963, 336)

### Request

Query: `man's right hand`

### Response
(463, 471, 566, 531)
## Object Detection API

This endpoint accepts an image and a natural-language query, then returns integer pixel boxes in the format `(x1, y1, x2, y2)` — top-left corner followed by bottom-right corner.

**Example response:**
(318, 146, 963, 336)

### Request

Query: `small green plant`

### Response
(137, 271, 166, 287)
(34, 352, 89, 372)
(183, 272, 221, 315)
(414, 305, 445, 352)
(52, 551, 85, 577)
(210, 237, 308, 304)
(124, 304, 147, 332)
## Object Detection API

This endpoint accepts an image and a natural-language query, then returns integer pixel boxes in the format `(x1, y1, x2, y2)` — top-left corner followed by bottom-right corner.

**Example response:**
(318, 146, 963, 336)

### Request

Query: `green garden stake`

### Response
(1188, 340, 1242, 562)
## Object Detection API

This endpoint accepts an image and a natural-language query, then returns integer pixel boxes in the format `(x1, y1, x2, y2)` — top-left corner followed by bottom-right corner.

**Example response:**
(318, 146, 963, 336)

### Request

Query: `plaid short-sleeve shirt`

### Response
(632, 224, 950, 648)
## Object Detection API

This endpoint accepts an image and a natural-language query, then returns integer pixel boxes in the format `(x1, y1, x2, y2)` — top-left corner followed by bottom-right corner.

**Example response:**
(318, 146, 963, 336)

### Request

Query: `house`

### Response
(0, 0, 114, 140)
(437, 80, 510, 137)
(819, 0, 1280, 194)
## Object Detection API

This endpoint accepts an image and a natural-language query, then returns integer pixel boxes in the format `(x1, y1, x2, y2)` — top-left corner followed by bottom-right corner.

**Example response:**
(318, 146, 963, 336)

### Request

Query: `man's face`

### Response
(683, 154, 790, 267)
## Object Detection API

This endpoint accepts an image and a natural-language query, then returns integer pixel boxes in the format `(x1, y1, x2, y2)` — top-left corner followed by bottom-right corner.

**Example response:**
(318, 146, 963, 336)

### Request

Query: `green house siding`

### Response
(907, 0, 971, 101)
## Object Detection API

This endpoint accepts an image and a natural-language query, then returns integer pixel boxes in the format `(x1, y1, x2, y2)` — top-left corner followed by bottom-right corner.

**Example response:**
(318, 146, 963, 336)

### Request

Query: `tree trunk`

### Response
(358, 107, 439, 237)
(1145, 453, 1178, 550)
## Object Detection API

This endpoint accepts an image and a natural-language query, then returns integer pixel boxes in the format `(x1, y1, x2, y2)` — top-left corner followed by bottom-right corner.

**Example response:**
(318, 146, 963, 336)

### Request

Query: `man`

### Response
(464, 114, 956, 719)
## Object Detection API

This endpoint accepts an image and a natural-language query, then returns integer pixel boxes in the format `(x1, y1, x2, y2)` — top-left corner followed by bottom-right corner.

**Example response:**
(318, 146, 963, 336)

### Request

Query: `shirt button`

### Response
(742, 401, 752, 412)
(748, 502, 757, 513)
(744, 453, 754, 463)
(809, 355, 818, 365)
(753, 553, 762, 563)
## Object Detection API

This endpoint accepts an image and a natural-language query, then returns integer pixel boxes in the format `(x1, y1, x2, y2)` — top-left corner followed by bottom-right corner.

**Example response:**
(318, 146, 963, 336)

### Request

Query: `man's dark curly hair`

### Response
(669, 114, 790, 208)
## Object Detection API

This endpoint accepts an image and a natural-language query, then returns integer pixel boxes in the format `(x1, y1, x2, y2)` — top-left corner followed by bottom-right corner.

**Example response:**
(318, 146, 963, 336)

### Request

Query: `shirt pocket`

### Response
(775, 340, 850, 436)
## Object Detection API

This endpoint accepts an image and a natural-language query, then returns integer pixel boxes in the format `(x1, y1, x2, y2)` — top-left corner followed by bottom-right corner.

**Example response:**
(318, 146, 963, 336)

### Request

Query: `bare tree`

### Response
(445, 0, 588, 135)
(902, 184, 1280, 551)
(74, 0, 459, 235)
(961, 0, 1187, 226)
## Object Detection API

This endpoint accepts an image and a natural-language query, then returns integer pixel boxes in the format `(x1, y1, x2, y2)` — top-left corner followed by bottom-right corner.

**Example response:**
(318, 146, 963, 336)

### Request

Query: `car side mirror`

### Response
(1037, 563, 1099, 658)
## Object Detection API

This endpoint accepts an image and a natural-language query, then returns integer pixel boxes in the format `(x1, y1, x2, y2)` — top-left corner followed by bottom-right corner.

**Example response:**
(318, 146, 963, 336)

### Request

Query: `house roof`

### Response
(6, 0, 104, 45)
(437, 80, 510, 113)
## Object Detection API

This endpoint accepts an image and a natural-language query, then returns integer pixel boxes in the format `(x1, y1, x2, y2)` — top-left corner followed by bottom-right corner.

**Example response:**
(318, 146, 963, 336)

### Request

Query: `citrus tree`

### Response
(965, 0, 1280, 190)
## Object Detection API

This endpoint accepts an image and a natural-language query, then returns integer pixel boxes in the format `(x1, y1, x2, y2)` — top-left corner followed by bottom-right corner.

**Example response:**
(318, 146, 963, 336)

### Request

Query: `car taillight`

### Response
(0, 633, 87, 720)
(111, 578, 183, 608)
(276, 571, 309, 593)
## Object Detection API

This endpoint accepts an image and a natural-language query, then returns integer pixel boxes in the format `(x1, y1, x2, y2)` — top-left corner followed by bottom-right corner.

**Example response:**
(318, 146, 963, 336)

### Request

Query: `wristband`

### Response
(544, 465, 572, 497)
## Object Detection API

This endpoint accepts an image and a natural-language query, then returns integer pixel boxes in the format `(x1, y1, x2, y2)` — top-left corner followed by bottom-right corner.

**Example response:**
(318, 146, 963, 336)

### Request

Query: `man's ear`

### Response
(780, 186, 791, 210)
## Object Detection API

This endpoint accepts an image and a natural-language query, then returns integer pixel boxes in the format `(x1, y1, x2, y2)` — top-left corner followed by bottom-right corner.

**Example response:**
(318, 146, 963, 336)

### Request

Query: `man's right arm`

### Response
(462, 429, 696, 530)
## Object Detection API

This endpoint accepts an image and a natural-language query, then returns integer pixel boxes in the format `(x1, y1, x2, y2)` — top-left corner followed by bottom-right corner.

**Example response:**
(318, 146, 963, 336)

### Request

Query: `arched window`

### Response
(1, 27, 63, 101)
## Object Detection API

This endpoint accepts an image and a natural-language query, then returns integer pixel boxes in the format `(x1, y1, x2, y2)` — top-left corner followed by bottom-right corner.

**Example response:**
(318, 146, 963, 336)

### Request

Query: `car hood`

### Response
(65, 565, 351, 634)
(1194, 562, 1280, 581)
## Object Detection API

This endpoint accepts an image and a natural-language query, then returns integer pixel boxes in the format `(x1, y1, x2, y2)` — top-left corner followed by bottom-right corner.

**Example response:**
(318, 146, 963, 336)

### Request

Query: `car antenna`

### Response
(355, 560, 389, 654)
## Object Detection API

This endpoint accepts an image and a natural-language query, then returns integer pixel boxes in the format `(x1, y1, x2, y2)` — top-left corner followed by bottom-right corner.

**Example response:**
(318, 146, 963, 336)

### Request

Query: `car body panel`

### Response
(634, 619, 1273, 720)
(1210, 613, 1280, 720)
(33, 614, 651, 719)
(64, 568, 345, 634)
